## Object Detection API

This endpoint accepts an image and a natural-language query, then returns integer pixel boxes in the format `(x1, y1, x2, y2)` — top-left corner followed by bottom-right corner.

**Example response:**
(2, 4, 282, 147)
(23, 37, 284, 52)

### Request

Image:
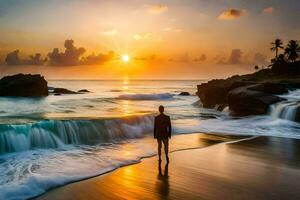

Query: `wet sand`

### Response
(35, 135, 300, 200)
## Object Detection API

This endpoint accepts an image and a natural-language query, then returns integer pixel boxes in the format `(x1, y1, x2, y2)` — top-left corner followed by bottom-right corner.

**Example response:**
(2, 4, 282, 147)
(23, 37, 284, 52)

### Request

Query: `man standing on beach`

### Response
(154, 105, 172, 163)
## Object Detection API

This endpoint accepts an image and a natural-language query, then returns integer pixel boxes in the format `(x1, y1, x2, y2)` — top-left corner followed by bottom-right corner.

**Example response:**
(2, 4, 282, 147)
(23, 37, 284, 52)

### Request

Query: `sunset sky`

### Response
(0, 0, 299, 79)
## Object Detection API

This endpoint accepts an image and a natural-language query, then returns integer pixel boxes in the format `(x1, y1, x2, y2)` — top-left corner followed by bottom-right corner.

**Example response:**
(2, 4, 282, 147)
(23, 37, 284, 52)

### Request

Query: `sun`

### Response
(121, 54, 130, 63)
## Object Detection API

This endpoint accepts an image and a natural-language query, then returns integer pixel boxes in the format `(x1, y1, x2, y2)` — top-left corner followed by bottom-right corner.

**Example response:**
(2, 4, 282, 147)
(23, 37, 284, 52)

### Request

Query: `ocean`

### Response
(0, 80, 299, 199)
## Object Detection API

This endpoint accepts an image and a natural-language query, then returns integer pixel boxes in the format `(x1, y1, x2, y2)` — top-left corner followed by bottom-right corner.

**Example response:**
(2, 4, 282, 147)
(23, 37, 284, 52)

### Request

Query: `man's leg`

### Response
(157, 139, 162, 161)
(163, 139, 169, 163)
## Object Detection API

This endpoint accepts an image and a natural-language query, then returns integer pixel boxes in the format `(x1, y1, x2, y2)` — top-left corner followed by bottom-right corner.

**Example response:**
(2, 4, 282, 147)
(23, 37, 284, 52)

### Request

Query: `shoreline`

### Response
(34, 134, 300, 200)
(27, 133, 247, 200)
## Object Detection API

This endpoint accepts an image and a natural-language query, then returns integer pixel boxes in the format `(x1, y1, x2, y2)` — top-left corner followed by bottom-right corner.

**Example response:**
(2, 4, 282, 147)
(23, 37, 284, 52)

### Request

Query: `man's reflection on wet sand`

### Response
(156, 161, 169, 198)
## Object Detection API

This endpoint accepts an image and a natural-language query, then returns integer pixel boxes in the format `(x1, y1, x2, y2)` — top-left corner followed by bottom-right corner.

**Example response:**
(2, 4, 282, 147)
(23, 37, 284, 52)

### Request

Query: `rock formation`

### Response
(0, 74, 48, 97)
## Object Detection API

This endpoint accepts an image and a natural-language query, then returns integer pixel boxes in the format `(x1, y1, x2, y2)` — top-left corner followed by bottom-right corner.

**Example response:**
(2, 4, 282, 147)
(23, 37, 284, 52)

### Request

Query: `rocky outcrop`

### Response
(53, 88, 78, 94)
(50, 88, 91, 95)
(0, 74, 48, 96)
(196, 78, 253, 108)
(196, 77, 291, 116)
(179, 92, 190, 96)
(228, 85, 285, 116)
(248, 83, 288, 94)
(197, 68, 300, 109)
(78, 89, 90, 93)
(196, 67, 300, 116)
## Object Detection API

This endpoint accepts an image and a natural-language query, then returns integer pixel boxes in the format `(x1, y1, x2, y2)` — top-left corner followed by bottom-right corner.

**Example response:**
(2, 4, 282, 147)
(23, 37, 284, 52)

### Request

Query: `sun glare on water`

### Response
(121, 54, 130, 63)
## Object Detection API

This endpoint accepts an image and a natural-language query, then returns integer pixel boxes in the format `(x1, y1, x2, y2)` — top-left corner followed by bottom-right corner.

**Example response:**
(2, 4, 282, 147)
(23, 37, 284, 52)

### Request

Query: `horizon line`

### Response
(47, 78, 209, 81)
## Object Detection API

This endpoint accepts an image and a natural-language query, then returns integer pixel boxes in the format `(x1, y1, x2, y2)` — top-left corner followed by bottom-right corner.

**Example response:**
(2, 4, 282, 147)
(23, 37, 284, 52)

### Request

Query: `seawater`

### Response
(0, 80, 299, 200)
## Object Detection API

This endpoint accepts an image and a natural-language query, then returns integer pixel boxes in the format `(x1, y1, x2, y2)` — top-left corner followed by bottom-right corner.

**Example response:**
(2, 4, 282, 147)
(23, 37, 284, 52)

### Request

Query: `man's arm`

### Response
(168, 116, 172, 138)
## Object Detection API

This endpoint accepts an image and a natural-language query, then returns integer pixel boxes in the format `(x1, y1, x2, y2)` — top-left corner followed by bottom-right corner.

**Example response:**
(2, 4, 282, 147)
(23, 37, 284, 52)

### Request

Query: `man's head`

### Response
(158, 105, 164, 114)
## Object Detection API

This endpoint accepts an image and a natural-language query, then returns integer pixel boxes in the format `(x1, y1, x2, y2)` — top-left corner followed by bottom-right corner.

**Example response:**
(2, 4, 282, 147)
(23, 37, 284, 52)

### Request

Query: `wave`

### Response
(0, 138, 157, 200)
(0, 115, 154, 154)
(270, 101, 299, 122)
(116, 93, 174, 100)
(0, 132, 231, 200)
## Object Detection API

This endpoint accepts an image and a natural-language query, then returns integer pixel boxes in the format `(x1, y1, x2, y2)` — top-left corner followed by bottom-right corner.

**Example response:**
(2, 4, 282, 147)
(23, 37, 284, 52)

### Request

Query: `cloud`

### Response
(134, 54, 156, 61)
(253, 53, 267, 65)
(163, 27, 182, 33)
(133, 32, 161, 41)
(148, 4, 168, 14)
(168, 53, 208, 63)
(133, 33, 150, 40)
(101, 29, 119, 36)
(228, 49, 243, 64)
(24, 53, 45, 65)
(81, 51, 115, 65)
(167, 53, 190, 62)
(5, 50, 21, 65)
(218, 9, 245, 20)
(263, 7, 274, 14)
(213, 54, 230, 64)
(194, 54, 207, 62)
(217, 57, 227, 64)
(47, 39, 86, 66)
(179, 52, 190, 62)
(5, 50, 45, 65)
(3, 39, 115, 66)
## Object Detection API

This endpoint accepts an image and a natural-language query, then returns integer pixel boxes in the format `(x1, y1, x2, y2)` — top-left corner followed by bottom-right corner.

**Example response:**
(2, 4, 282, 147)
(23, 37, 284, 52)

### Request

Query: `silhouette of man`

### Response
(154, 105, 172, 163)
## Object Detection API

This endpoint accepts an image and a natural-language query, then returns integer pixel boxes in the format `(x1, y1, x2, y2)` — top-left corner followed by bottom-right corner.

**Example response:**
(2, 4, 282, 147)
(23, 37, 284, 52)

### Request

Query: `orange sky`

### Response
(0, 0, 299, 79)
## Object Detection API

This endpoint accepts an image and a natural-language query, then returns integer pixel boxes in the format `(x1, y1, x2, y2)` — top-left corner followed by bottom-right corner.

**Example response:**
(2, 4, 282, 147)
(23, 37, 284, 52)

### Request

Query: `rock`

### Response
(279, 80, 300, 89)
(216, 104, 228, 112)
(0, 73, 48, 96)
(51, 88, 90, 95)
(110, 89, 122, 92)
(196, 67, 300, 109)
(249, 83, 288, 94)
(197, 84, 228, 108)
(196, 79, 253, 108)
(228, 85, 285, 116)
(179, 92, 190, 96)
(78, 89, 90, 93)
(53, 88, 78, 94)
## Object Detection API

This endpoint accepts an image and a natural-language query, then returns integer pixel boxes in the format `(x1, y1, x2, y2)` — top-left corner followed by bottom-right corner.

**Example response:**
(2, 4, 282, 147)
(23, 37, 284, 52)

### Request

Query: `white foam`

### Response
(0, 140, 156, 200)
(173, 116, 300, 139)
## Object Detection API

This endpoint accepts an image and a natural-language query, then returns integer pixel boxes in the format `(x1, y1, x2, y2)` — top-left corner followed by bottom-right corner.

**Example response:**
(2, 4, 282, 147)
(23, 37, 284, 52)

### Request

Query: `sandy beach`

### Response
(34, 135, 300, 200)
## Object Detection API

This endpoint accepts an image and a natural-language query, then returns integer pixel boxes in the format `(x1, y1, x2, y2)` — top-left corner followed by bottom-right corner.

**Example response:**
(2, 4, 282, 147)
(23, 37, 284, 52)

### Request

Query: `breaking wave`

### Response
(0, 115, 154, 154)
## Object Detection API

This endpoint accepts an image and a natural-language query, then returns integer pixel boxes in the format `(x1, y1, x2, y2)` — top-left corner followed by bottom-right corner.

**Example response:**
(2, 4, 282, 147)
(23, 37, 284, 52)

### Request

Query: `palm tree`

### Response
(270, 39, 284, 59)
(284, 40, 300, 62)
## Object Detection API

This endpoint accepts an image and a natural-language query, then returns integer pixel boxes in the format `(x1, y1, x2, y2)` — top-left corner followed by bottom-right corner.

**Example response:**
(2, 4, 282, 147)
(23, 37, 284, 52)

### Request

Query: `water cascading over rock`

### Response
(270, 101, 300, 122)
